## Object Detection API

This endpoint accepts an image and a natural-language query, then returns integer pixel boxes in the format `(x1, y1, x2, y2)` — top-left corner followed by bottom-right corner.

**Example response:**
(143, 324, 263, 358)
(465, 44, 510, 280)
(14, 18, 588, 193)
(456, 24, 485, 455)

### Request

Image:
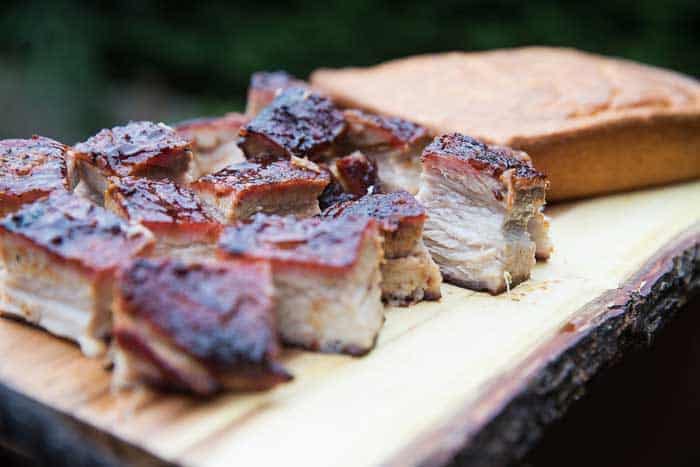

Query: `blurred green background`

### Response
(1, 0, 698, 143)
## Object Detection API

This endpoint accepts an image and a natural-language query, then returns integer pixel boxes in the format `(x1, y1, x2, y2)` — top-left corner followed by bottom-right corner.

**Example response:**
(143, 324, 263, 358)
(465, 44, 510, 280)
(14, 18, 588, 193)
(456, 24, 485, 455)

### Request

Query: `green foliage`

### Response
(0, 0, 698, 141)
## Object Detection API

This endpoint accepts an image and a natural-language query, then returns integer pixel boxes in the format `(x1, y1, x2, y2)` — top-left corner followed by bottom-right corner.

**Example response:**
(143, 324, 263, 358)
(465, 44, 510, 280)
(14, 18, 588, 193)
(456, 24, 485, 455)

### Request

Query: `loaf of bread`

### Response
(311, 47, 700, 201)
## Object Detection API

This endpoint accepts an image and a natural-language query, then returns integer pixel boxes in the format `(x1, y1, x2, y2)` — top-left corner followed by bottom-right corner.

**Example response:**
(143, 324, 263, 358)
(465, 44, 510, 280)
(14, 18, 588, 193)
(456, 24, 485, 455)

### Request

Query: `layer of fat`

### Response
(272, 235, 384, 355)
(381, 240, 442, 306)
(529, 209, 554, 260)
(373, 148, 422, 195)
(417, 166, 536, 294)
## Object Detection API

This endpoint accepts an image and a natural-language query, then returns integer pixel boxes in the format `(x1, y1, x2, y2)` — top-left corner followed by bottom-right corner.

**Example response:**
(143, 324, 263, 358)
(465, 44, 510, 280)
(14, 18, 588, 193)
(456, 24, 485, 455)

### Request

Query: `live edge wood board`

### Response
(0, 180, 699, 467)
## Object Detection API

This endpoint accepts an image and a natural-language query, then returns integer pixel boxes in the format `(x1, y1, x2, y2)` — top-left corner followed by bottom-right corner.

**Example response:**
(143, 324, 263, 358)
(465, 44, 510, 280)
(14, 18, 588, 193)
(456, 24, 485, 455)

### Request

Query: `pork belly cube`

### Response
(417, 133, 549, 294)
(317, 151, 379, 211)
(113, 258, 291, 395)
(190, 158, 330, 222)
(105, 176, 221, 247)
(245, 71, 308, 117)
(323, 191, 442, 306)
(218, 214, 384, 355)
(0, 136, 77, 217)
(0, 191, 154, 356)
(239, 87, 346, 163)
(342, 109, 431, 194)
(174, 113, 248, 178)
(72, 121, 193, 200)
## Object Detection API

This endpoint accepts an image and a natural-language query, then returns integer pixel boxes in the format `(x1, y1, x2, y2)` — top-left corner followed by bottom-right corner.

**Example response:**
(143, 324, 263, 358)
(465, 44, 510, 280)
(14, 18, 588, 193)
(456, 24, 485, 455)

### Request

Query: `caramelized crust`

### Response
(246, 71, 308, 116)
(343, 109, 430, 149)
(422, 133, 547, 184)
(334, 151, 379, 197)
(239, 87, 346, 162)
(114, 258, 290, 393)
(323, 191, 425, 258)
(218, 214, 378, 274)
(0, 136, 75, 215)
(73, 121, 192, 178)
(174, 113, 249, 152)
(105, 177, 221, 244)
(0, 191, 154, 275)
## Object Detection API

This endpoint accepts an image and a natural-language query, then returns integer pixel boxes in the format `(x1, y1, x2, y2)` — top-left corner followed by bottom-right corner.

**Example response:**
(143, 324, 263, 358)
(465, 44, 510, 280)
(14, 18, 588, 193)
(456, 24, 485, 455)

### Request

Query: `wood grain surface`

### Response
(0, 180, 699, 467)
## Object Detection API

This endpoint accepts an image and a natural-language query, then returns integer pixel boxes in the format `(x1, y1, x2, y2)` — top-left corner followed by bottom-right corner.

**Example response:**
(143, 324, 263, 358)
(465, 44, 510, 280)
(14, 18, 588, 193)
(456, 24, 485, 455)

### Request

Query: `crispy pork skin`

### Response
(72, 121, 193, 200)
(239, 87, 346, 163)
(417, 133, 549, 294)
(190, 158, 329, 222)
(174, 113, 248, 178)
(245, 71, 308, 117)
(113, 258, 290, 395)
(0, 192, 154, 356)
(342, 109, 431, 194)
(0, 136, 77, 217)
(323, 191, 442, 305)
(317, 151, 379, 211)
(218, 214, 384, 355)
(105, 176, 221, 247)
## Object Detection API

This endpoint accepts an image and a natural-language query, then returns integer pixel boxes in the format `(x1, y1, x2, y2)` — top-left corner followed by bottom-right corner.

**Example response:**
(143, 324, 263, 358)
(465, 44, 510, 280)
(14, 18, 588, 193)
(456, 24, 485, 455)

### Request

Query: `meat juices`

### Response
(190, 158, 330, 222)
(0, 192, 154, 356)
(113, 258, 290, 395)
(105, 176, 222, 248)
(174, 113, 248, 178)
(342, 109, 431, 194)
(218, 214, 384, 355)
(0, 136, 77, 217)
(323, 191, 442, 306)
(239, 87, 346, 163)
(417, 133, 550, 294)
(245, 71, 308, 117)
(72, 121, 193, 200)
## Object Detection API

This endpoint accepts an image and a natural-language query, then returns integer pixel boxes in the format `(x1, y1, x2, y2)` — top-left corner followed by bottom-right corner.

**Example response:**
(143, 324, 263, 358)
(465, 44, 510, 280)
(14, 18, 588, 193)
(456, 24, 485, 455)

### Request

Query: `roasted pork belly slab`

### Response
(105, 176, 221, 247)
(174, 113, 248, 178)
(245, 71, 308, 117)
(113, 258, 290, 395)
(417, 133, 549, 294)
(0, 136, 77, 217)
(72, 121, 193, 199)
(0, 192, 154, 356)
(190, 158, 329, 222)
(218, 214, 384, 355)
(342, 109, 431, 194)
(239, 87, 346, 163)
(323, 191, 441, 305)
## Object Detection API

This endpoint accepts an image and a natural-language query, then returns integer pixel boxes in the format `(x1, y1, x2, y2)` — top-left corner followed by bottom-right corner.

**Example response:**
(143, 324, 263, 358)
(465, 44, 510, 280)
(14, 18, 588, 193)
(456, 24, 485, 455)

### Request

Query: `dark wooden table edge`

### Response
(389, 222, 700, 467)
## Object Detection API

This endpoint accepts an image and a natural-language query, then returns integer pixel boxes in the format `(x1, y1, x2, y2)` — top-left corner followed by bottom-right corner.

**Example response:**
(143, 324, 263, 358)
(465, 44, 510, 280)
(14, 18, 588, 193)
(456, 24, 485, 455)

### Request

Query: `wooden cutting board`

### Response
(0, 180, 699, 467)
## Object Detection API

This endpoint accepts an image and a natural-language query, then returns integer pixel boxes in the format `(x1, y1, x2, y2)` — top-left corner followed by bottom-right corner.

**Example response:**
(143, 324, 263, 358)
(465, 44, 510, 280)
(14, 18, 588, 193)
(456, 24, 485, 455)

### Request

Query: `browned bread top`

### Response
(311, 47, 700, 147)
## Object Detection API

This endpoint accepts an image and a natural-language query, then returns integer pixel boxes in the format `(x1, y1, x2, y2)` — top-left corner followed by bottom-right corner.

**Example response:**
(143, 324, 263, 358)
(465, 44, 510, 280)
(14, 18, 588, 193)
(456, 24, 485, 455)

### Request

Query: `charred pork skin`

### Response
(218, 214, 384, 355)
(239, 87, 346, 163)
(245, 71, 308, 117)
(174, 113, 248, 178)
(417, 133, 550, 294)
(72, 121, 193, 200)
(0, 191, 154, 356)
(0, 136, 77, 217)
(105, 176, 221, 247)
(317, 151, 380, 211)
(323, 191, 442, 306)
(342, 109, 431, 194)
(113, 258, 291, 395)
(190, 158, 330, 222)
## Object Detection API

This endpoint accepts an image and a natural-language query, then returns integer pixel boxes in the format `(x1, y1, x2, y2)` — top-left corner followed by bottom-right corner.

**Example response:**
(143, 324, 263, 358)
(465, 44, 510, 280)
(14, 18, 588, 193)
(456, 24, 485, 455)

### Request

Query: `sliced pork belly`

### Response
(72, 121, 193, 200)
(239, 87, 346, 163)
(218, 214, 384, 355)
(0, 136, 77, 217)
(342, 109, 431, 194)
(417, 133, 549, 294)
(190, 158, 329, 222)
(245, 71, 308, 117)
(323, 191, 442, 306)
(113, 258, 290, 395)
(317, 151, 379, 210)
(174, 113, 248, 178)
(0, 192, 154, 356)
(105, 176, 221, 248)
(529, 209, 553, 260)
